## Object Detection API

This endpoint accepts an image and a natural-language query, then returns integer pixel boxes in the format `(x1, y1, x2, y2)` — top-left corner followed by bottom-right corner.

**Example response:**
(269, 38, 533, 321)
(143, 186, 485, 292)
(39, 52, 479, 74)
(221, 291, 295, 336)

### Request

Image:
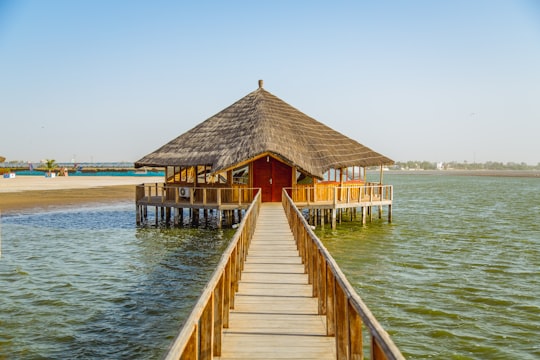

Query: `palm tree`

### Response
(45, 159, 57, 176)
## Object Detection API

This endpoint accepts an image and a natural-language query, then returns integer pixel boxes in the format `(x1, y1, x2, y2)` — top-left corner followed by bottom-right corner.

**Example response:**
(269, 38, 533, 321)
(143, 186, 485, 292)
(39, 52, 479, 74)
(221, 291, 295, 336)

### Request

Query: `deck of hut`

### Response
(135, 182, 393, 229)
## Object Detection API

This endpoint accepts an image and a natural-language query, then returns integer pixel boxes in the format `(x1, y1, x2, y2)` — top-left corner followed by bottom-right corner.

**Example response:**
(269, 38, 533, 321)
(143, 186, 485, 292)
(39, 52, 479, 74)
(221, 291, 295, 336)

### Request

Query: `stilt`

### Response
(155, 207, 159, 226)
(331, 209, 337, 229)
(193, 209, 200, 226)
(388, 205, 393, 223)
(136, 205, 141, 225)
(166, 207, 171, 225)
(362, 206, 367, 225)
(173, 208, 179, 226)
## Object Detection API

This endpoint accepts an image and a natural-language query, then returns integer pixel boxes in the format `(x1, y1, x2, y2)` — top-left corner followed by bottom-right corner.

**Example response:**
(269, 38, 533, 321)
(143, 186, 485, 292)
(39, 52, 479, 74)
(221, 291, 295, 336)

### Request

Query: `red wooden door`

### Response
(253, 157, 292, 202)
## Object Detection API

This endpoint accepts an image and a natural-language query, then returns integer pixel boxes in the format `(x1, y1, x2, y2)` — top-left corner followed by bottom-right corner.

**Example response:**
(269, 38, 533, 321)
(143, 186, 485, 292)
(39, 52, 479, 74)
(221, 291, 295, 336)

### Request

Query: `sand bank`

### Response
(0, 176, 163, 214)
(0, 176, 163, 193)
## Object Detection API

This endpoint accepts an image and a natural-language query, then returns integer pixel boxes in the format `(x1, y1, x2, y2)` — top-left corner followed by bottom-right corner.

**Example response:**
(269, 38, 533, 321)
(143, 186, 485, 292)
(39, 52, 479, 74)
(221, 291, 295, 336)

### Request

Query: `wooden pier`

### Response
(163, 192, 404, 360)
(215, 202, 334, 359)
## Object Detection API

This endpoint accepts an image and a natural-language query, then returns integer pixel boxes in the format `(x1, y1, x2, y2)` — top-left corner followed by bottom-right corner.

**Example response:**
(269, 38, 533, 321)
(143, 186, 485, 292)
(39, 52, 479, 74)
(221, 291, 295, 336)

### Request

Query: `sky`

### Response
(1, 0, 539, 165)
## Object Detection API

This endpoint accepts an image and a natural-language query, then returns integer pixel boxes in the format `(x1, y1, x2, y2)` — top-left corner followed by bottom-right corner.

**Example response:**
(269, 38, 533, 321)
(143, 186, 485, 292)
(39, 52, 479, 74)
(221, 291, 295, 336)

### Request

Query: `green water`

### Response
(0, 204, 235, 359)
(0, 175, 538, 359)
(317, 174, 540, 359)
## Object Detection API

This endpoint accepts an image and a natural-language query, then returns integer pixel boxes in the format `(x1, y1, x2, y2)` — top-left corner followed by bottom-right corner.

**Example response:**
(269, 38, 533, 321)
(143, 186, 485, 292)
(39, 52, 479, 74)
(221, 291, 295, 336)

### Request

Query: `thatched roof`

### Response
(135, 81, 393, 179)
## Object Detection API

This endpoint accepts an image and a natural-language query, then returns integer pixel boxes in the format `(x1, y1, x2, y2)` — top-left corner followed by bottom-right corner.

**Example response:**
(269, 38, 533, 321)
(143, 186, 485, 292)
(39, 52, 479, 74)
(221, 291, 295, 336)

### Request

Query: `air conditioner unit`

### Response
(179, 187, 191, 199)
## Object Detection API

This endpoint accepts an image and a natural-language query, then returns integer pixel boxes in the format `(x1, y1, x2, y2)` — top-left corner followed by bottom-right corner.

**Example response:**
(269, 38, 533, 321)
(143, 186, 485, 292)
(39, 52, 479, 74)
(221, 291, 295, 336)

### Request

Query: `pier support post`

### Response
(172, 208, 177, 226)
(362, 207, 367, 225)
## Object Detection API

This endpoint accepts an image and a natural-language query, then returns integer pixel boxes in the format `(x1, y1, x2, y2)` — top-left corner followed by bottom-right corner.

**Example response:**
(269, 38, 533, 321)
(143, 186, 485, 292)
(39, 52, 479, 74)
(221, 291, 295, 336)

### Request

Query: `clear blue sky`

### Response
(1, 0, 539, 165)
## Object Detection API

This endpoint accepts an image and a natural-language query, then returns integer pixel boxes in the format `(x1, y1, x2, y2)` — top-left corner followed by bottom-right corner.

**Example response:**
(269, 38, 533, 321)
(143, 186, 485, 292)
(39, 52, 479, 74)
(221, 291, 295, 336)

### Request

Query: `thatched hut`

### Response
(135, 80, 393, 203)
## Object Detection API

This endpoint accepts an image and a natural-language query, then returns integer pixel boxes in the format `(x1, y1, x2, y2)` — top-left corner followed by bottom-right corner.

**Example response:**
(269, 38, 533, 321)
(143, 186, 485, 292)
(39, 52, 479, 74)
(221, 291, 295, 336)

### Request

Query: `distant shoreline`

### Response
(381, 170, 540, 178)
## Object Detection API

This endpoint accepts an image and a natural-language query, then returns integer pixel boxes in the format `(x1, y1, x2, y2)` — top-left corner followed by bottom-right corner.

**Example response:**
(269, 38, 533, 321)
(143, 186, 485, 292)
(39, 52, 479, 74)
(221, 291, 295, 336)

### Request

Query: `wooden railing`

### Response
(290, 184, 393, 205)
(163, 190, 261, 360)
(136, 183, 254, 206)
(283, 191, 405, 360)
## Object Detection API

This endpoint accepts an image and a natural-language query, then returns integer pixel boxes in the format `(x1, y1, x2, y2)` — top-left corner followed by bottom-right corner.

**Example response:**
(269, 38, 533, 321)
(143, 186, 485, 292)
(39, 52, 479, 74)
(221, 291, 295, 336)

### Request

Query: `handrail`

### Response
(163, 190, 261, 360)
(288, 184, 393, 204)
(282, 190, 405, 360)
(136, 183, 257, 206)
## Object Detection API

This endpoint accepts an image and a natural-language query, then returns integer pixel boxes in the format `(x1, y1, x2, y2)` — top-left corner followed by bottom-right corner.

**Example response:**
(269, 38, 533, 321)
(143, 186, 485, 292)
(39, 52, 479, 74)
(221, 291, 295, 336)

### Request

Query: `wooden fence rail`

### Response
(290, 184, 393, 205)
(136, 183, 255, 206)
(282, 191, 405, 360)
(163, 190, 261, 360)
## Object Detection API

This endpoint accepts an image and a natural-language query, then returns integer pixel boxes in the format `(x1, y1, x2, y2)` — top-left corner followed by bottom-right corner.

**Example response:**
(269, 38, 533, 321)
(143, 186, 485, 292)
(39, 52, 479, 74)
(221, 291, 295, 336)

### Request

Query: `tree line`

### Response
(395, 161, 540, 171)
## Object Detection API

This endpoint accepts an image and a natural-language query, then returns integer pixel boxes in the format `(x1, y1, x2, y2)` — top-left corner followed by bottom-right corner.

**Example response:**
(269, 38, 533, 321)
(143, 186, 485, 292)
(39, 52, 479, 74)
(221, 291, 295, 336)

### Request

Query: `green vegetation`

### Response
(45, 159, 57, 175)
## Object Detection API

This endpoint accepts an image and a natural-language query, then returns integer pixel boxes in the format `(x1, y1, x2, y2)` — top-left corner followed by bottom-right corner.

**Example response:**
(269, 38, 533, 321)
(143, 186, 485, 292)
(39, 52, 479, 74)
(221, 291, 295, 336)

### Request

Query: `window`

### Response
(296, 170, 313, 185)
(233, 165, 249, 185)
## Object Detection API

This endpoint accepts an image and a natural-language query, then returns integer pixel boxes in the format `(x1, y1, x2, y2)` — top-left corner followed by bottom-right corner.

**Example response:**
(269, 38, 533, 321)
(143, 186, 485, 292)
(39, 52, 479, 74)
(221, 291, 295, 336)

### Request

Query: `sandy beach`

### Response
(0, 176, 163, 214)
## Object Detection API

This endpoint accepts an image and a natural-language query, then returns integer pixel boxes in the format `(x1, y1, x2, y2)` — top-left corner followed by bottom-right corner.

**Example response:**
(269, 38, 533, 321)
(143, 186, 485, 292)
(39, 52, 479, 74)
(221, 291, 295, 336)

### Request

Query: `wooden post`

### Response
(362, 207, 367, 225)
(318, 251, 327, 315)
(372, 336, 386, 360)
(213, 275, 224, 356)
(223, 259, 231, 326)
(348, 302, 363, 360)
(200, 294, 214, 360)
(181, 325, 198, 360)
(326, 268, 336, 336)
(335, 283, 349, 360)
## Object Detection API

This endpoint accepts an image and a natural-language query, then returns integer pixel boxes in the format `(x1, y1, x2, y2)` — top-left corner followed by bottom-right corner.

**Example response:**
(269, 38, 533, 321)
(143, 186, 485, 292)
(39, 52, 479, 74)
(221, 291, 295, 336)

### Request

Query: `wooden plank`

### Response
(215, 203, 335, 360)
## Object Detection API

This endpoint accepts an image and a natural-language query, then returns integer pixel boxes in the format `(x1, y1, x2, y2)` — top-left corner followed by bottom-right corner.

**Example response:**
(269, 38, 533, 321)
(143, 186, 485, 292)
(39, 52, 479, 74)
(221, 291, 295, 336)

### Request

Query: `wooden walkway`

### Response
(215, 203, 335, 359)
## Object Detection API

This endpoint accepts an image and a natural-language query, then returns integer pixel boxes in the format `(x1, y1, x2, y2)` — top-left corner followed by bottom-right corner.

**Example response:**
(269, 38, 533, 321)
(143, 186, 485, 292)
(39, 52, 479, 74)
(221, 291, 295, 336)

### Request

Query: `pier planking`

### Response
(215, 203, 335, 359)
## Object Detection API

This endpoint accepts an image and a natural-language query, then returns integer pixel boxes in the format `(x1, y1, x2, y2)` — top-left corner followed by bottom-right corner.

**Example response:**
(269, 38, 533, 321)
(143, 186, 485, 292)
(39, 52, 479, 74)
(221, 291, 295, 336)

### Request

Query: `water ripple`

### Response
(318, 174, 540, 359)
